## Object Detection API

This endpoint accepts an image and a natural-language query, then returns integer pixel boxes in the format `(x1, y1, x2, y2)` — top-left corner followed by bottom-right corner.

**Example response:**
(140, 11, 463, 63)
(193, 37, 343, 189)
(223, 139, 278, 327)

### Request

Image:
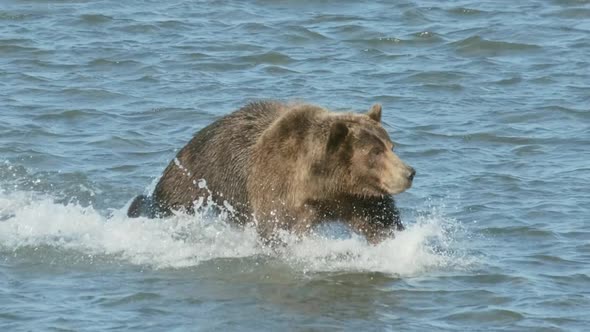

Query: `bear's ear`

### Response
(327, 121, 349, 153)
(367, 103, 382, 122)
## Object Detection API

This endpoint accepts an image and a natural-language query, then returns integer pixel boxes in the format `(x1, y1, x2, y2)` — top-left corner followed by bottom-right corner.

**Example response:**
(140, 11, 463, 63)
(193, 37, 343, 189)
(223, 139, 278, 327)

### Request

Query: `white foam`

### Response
(277, 210, 470, 276)
(0, 190, 473, 276)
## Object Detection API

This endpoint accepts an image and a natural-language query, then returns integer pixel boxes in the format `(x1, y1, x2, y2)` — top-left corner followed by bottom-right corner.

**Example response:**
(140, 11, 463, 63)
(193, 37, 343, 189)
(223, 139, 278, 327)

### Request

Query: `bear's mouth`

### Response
(361, 183, 392, 197)
(379, 179, 412, 195)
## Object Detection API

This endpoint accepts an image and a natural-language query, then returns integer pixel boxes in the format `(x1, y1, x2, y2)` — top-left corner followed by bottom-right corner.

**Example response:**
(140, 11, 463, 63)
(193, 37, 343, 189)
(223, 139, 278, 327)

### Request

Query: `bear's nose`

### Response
(407, 167, 416, 181)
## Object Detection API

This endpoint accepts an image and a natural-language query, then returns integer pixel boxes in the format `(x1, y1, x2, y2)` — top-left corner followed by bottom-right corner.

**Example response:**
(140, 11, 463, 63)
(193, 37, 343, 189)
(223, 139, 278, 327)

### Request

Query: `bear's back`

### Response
(152, 101, 286, 219)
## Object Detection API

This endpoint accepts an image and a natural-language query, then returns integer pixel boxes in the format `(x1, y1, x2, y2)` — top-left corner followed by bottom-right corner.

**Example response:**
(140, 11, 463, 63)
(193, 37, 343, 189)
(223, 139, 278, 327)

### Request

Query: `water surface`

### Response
(1, 0, 589, 330)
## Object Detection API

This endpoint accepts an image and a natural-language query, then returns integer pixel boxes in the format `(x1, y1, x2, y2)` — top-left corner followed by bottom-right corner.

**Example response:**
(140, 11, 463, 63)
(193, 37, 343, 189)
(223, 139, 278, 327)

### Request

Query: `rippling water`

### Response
(1, 0, 589, 330)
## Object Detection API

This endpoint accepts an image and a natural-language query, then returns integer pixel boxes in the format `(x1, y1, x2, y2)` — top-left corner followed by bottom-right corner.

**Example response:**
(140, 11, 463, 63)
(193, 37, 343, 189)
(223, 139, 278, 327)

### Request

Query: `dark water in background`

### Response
(1, 0, 589, 330)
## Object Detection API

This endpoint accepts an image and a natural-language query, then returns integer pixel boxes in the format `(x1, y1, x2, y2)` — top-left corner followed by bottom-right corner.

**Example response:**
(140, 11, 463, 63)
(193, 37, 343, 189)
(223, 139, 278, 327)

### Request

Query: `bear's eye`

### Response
(370, 147, 382, 155)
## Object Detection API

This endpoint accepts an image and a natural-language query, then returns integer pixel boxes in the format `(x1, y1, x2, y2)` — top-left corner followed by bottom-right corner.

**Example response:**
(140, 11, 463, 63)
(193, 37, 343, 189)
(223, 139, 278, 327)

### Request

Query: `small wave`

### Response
(307, 14, 365, 24)
(452, 36, 541, 57)
(34, 109, 104, 121)
(355, 37, 404, 47)
(113, 22, 161, 34)
(0, 190, 473, 276)
(540, 105, 590, 119)
(0, 12, 30, 21)
(60, 87, 127, 100)
(402, 8, 432, 23)
(407, 71, 465, 82)
(411, 31, 443, 42)
(492, 76, 522, 85)
(549, 8, 590, 19)
(261, 65, 300, 75)
(235, 51, 295, 66)
(283, 26, 329, 43)
(88, 58, 143, 67)
(443, 308, 524, 323)
(79, 14, 113, 24)
(423, 83, 464, 91)
(0, 44, 40, 54)
(448, 7, 486, 16)
(226, 22, 275, 34)
(462, 132, 538, 144)
(483, 225, 557, 239)
(551, 0, 590, 7)
(348, 32, 443, 50)
(87, 135, 149, 149)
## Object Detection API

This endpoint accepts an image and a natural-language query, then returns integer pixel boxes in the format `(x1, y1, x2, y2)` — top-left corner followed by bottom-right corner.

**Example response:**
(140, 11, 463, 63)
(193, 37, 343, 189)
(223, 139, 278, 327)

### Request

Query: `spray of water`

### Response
(0, 190, 473, 276)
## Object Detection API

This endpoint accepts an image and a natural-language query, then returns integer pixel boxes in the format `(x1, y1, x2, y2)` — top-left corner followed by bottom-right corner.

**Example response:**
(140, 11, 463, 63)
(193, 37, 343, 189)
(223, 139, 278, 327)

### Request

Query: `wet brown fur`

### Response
(128, 101, 415, 244)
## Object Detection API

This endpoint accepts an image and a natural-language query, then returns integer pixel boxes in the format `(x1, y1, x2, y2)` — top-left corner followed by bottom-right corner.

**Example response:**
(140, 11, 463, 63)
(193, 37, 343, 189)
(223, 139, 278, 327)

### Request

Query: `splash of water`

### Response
(0, 190, 472, 276)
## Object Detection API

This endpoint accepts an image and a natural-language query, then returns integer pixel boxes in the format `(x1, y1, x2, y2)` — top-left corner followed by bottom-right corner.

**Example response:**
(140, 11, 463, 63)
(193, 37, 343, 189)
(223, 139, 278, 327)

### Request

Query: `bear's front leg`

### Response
(254, 204, 319, 246)
(347, 220, 395, 244)
(345, 196, 404, 244)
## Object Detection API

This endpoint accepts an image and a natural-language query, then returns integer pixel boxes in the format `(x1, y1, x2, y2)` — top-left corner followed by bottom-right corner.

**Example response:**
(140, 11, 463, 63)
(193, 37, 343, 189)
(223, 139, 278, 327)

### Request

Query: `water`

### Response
(1, 0, 589, 330)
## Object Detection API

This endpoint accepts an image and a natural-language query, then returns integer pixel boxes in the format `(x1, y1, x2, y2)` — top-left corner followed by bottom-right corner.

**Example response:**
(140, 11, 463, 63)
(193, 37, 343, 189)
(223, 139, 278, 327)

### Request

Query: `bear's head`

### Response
(319, 104, 415, 198)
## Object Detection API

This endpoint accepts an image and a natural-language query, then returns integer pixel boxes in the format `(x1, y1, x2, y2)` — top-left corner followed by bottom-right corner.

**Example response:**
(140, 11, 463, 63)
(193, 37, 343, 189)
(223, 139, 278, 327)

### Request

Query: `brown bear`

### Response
(128, 101, 415, 244)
